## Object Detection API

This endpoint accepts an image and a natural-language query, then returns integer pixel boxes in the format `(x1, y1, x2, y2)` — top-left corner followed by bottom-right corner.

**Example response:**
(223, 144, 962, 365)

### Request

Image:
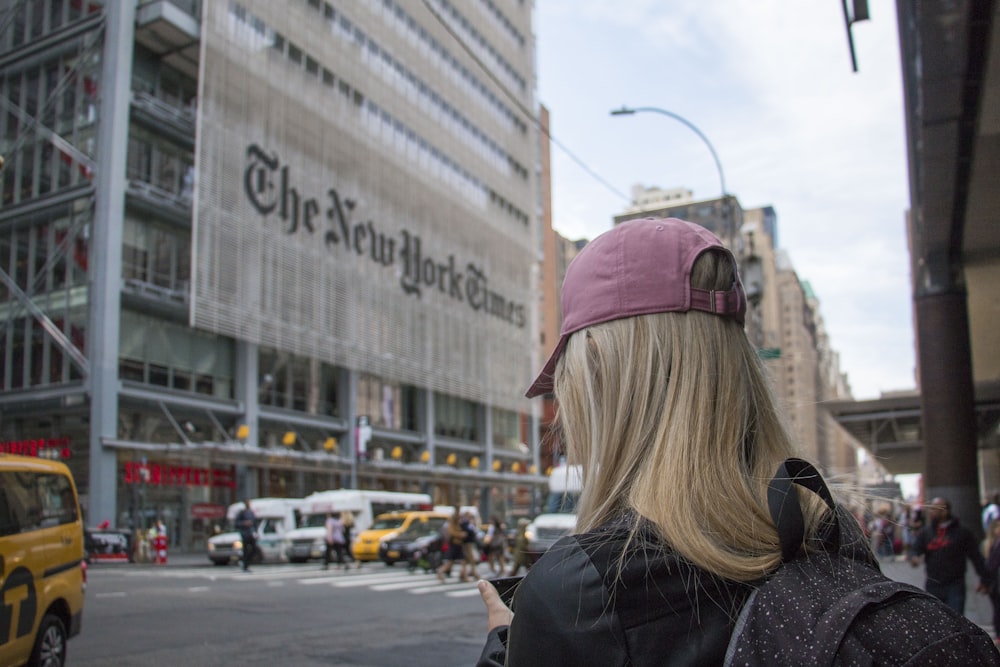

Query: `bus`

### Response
(284, 489, 432, 562)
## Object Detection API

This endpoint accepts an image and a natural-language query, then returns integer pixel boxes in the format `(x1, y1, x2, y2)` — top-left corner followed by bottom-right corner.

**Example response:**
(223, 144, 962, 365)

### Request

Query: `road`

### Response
(71, 554, 996, 666)
(73, 557, 491, 667)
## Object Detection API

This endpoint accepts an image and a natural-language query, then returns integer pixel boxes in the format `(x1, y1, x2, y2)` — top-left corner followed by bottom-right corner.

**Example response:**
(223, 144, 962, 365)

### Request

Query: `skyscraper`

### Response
(0, 0, 542, 547)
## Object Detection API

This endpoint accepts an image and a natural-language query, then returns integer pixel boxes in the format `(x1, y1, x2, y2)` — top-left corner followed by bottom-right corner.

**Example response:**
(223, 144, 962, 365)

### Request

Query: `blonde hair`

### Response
(554, 249, 826, 582)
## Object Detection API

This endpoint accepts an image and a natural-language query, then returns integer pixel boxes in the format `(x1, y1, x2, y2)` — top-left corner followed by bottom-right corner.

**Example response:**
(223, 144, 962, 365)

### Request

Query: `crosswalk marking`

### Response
(86, 563, 491, 600)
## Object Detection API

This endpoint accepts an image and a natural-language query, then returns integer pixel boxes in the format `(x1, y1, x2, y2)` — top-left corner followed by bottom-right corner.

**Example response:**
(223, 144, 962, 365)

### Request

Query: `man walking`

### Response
(910, 496, 990, 614)
(235, 499, 257, 572)
(323, 511, 347, 570)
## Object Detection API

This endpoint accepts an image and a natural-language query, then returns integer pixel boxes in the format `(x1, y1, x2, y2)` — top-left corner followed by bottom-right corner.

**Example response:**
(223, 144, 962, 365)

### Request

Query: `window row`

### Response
(297, 0, 527, 134)
(240, 0, 528, 179)
(0, 312, 87, 391)
(0, 0, 100, 53)
(432, 0, 526, 92)
(259, 347, 340, 417)
(127, 127, 194, 201)
(1, 44, 100, 207)
(0, 208, 90, 301)
(475, 0, 526, 49)
(355, 23, 523, 178)
(229, 1, 530, 225)
(119, 309, 235, 399)
(123, 214, 191, 296)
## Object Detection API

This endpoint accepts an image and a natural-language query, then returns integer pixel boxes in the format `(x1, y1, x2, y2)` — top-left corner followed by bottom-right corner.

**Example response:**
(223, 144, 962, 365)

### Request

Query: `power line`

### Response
(419, 0, 629, 203)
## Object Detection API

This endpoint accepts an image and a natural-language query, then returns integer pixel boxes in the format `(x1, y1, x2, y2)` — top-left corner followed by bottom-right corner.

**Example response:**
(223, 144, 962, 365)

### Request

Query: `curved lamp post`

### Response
(611, 106, 771, 350)
(610, 106, 727, 200)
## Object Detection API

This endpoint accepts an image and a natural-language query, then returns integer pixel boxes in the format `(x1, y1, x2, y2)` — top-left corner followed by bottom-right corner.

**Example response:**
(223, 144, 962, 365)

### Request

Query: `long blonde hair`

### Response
(553, 249, 826, 582)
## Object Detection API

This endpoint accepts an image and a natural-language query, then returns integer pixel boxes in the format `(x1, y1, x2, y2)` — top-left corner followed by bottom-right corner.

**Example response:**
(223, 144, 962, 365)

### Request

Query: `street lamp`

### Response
(610, 106, 726, 200)
(610, 105, 734, 247)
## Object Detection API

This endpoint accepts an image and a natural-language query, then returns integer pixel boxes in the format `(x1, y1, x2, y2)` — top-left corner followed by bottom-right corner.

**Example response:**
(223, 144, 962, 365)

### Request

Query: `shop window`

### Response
(118, 310, 235, 398)
(259, 348, 340, 417)
(120, 359, 144, 382)
(435, 393, 477, 441)
(492, 407, 521, 450)
(149, 363, 169, 387)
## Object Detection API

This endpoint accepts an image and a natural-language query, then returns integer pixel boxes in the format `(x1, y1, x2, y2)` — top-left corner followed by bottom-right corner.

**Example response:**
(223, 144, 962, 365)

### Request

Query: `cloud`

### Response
(536, 1, 916, 399)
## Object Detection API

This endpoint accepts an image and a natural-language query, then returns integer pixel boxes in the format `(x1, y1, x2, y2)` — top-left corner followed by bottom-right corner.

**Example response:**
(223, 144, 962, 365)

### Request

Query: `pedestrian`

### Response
(869, 505, 896, 560)
(484, 516, 508, 575)
(341, 510, 358, 567)
(135, 526, 151, 563)
(152, 519, 168, 565)
(437, 506, 470, 583)
(983, 492, 1000, 535)
(461, 511, 480, 579)
(907, 504, 925, 558)
(910, 496, 991, 614)
(235, 499, 257, 572)
(506, 518, 530, 577)
(323, 511, 347, 570)
(474, 218, 998, 665)
(985, 519, 1000, 648)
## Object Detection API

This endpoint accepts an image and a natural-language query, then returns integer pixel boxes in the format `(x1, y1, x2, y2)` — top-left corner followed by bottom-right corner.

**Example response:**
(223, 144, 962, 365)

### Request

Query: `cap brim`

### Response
(525, 335, 569, 398)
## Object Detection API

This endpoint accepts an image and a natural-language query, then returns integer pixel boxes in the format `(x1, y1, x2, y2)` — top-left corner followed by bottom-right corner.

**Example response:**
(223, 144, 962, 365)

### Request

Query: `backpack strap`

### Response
(768, 458, 838, 562)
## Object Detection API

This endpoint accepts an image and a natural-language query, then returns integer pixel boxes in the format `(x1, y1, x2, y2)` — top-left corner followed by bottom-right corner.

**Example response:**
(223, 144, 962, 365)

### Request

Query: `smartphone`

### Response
(488, 575, 525, 610)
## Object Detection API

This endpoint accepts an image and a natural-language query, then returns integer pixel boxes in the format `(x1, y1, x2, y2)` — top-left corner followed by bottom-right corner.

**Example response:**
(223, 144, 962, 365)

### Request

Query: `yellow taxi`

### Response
(0, 455, 85, 667)
(352, 510, 450, 562)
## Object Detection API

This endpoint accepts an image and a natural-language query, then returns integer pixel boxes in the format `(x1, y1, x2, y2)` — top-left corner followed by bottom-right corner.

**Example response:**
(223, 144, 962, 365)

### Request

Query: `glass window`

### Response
(492, 407, 521, 450)
(435, 393, 477, 440)
(358, 374, 402, 429)
(0, 471, 77, 536)
(119, 310, 234, 398)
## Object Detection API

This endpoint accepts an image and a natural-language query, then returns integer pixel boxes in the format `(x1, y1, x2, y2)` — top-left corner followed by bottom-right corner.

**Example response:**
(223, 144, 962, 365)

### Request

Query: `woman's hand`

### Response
(478, 579, 514, 631)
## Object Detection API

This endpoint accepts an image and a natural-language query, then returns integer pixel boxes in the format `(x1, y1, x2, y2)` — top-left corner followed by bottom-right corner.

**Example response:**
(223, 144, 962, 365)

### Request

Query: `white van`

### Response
(524, 463, 582, 563)
(285, 489, 431, 563)
(206, 498, 303, 566)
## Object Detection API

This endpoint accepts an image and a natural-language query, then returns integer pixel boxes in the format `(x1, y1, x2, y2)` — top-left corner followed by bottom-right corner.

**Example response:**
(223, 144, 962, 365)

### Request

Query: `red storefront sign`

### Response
(0, 436, 72, 459)
(191, 503, 227, 519)
(123, 462, 236, 489)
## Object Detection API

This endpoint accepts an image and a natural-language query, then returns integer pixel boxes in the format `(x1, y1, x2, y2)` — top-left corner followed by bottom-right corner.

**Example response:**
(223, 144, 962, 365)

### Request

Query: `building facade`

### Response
(0, 0, 544, 550)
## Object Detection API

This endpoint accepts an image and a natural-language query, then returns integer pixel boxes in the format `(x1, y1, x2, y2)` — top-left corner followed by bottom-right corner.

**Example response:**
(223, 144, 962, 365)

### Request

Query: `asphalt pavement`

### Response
(135, 550, 997, 636)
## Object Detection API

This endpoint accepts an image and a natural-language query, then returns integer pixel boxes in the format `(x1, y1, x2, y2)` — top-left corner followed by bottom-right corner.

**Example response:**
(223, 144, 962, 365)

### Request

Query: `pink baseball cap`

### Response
(526, 217, 746, 398)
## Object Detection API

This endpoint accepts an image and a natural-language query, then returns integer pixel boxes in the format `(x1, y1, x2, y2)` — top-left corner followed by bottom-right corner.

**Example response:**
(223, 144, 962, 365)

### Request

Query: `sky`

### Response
(534, 1, 915, 401)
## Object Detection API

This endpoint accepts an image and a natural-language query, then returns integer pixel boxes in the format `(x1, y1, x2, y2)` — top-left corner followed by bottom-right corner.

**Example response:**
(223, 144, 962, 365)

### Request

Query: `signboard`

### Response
(191, 1, 536, 411)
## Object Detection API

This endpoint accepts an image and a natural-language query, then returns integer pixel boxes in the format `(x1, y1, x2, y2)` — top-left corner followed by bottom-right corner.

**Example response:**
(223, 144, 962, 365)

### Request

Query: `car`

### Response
(353, 510, 448, 563)
(377, 514, 450, 570)
(0, 454, 85, 667)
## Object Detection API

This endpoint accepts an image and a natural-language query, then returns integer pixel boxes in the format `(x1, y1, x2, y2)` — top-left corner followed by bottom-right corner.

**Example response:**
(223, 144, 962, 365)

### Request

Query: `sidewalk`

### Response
(880, 556, 994, 635)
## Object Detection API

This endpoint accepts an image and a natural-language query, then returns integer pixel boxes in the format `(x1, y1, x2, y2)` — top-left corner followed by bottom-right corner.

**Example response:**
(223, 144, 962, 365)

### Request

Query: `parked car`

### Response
(378, 514, 450, 570)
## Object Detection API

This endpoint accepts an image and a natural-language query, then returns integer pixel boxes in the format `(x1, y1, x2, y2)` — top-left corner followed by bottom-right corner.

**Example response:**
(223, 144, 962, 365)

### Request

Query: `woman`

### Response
(437, 506, 472, 583)
(476, 218, 832, 665)
(484, 516, 508, 575)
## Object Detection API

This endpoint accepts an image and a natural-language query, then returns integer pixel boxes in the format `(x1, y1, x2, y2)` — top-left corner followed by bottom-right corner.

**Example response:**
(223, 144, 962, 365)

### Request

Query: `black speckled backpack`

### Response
(724, 459, 1000, 666)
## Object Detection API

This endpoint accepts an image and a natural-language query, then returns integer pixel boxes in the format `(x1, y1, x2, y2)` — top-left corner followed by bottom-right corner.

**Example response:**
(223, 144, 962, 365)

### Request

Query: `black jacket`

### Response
(914, 517, 989, 586)
(477, 520, 750, 666)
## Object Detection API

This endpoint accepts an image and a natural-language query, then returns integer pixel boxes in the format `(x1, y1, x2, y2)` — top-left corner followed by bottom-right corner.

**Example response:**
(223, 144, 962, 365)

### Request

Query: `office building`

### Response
(0, 0, 542, 549)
